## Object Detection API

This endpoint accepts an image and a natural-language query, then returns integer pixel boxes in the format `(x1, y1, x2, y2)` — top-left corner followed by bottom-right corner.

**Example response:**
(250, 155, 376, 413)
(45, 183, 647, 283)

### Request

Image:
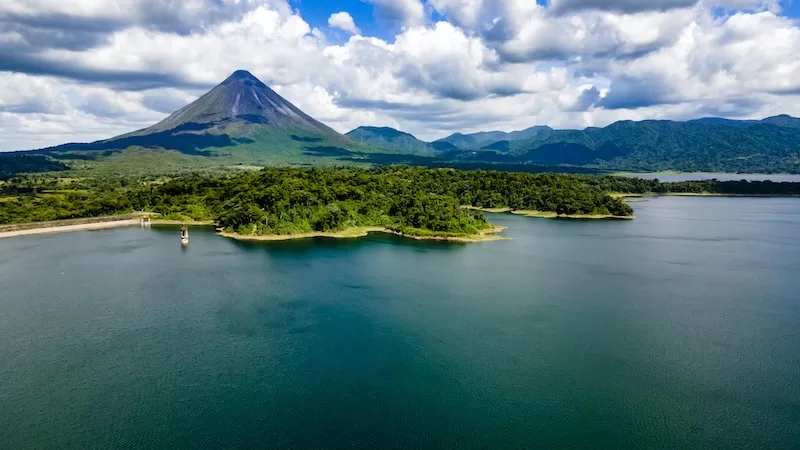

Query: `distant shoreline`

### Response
(613, 171, 800, 177)
(611, 193, 800, 199)
(466, 206, 634, 220)
(219, 226, 508, 243)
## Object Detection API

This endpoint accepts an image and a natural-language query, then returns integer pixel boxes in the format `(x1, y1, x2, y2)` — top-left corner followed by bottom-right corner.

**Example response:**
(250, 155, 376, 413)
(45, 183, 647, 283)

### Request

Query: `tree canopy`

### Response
(0, 166, 638, 235)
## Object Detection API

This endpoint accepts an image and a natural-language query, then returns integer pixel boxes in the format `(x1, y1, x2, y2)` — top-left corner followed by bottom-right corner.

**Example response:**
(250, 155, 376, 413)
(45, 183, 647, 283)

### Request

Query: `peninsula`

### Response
(0, 167, 634, 241)
(5, 167, 800, 243)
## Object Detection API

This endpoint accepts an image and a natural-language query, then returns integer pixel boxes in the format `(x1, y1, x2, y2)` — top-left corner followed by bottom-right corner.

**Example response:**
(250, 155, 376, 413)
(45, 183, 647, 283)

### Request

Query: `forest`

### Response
(5, 167, 800, 236)
(0, 166, 634, 236)
(584, 176, 800, 196)
(0, 153, 68, 179)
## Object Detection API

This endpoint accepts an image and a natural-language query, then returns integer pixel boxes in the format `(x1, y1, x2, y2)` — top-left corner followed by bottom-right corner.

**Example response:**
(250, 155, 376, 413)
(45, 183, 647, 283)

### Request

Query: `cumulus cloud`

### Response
(548, 0, 779, 14)
(328, 12, 360, 34)
(428, 0, 487, 28)
(365, 0, 426, 27)
(550, 0, 698, 14)
(0, 0, 292, 35)
(1, 0, 800, 149)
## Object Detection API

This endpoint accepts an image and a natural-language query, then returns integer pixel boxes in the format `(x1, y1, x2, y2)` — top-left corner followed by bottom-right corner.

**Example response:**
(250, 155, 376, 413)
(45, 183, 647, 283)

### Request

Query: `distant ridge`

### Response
(344, 116, 800, 173)
(346, 126, 434, 156)
(433, 126, 554, 150)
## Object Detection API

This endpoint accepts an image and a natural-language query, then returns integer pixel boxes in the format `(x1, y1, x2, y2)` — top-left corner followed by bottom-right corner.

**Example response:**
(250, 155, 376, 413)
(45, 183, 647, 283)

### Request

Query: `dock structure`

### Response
(180, 224, 189, 246)
(140, 216, 152, 228)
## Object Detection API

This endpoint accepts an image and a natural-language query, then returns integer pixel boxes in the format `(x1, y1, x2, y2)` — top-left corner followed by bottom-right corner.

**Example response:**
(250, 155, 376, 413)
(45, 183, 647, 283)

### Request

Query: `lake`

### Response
(1, 197, 799, 448)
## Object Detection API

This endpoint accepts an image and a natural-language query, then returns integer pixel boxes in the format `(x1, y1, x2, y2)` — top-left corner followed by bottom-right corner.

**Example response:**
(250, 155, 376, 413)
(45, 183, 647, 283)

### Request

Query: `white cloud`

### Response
(365, 0, 426, 27)
(0, 72, 170, 150)
(0, 0, 293, 29)
(328, 12, 360, 34)
(428, 0, 487, 28)
(549, 0, 697, 14)
(1, 0, 800, 148)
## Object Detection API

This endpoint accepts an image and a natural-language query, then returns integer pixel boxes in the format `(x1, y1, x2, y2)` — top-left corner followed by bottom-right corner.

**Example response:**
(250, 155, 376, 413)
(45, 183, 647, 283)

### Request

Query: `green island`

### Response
(3, 166, 800, 242)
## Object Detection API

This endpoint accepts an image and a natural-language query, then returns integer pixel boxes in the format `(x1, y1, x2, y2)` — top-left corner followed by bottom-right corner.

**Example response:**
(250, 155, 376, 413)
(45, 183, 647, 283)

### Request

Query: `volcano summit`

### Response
(34, 70, 368, 164)
(138, 70, 339, 136)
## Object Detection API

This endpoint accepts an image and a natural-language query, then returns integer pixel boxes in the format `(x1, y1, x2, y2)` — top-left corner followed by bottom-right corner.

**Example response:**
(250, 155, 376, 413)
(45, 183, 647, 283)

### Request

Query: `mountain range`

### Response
(9, 70, 800, 175)
(348, 116, 800, 173)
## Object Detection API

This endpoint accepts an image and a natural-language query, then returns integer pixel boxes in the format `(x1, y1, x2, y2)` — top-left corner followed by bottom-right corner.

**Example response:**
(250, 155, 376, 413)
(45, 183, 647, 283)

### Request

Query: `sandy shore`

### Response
(0, 217, 506, 243)
(511, 210, 634, 220)
(219, 225, 508, 243)
(0, 219, 139, 239)
(0, 215, 216, 240)
(468, 206, 634, 220)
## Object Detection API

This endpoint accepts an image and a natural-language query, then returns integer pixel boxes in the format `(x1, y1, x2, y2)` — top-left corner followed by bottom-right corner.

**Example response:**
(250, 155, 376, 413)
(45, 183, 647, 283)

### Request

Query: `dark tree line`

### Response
(585, 176, 800, 196)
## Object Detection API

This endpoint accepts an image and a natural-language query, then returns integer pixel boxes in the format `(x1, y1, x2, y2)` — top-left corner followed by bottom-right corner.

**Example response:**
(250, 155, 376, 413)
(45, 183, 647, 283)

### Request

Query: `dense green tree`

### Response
(15, 167, 799, 234)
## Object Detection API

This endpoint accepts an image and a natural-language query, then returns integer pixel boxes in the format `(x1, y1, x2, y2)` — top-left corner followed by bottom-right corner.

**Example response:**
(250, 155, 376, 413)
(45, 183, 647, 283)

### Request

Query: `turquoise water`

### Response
(1, 197, 799, 448)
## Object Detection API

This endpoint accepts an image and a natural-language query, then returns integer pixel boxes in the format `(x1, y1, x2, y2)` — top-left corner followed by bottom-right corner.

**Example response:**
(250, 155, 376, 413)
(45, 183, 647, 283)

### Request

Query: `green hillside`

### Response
(434, 126, 554, 150)
(431, 118, 800, 173)
(507, 120, 800, 173)
(346, 126, 435, 156)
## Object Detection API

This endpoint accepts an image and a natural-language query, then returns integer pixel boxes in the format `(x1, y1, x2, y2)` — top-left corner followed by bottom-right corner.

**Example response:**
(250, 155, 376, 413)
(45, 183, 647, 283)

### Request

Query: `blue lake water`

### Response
(1, 196, 799, 448)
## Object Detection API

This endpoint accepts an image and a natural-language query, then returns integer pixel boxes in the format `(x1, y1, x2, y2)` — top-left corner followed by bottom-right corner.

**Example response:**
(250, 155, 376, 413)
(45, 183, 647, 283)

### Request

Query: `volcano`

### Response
(132, 70, 339, 136)
(34, 70, 365, 161)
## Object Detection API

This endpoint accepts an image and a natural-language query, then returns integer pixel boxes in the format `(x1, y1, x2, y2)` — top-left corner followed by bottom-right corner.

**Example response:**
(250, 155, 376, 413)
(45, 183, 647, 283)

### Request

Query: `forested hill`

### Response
(503, 119, 800, 173)
(345, 116, 800, 174)
(345, 127, 435, 156)
(433, 126, 555, 150)
(0, 153, 68, 180)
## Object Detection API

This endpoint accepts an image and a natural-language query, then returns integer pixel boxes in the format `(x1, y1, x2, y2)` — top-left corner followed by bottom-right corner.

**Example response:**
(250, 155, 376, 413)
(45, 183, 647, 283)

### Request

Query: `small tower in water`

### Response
(180, 225, 189, 246)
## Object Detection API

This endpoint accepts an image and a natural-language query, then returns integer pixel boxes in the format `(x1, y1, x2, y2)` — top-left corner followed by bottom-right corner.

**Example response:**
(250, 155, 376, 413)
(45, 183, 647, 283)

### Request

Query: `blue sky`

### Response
(293, 0, 800, 42)
(783, 0, 800, 15)
(291, 0, 558, 39)
(290, 0, 386, 38)
(294, 0, 800, 32)
(1, 0, 800, 149)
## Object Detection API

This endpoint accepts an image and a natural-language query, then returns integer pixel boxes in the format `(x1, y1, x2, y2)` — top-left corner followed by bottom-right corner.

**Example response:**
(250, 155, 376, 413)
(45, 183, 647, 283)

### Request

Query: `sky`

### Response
(1, 0, 799, 150)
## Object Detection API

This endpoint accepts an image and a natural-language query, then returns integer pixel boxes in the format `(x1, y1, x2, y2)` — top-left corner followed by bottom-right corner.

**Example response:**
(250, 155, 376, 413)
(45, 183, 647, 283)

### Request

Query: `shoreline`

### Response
(612, 171, 800, 177)
(0, 215, 506, 243)
(466, 206, 634, 220)
(611, 192, 800, 199)
(0, 219, 139, 239)
(219, 225, 509, 243)
(511, 210, 634, 220)
(0, 216, 214, 240)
